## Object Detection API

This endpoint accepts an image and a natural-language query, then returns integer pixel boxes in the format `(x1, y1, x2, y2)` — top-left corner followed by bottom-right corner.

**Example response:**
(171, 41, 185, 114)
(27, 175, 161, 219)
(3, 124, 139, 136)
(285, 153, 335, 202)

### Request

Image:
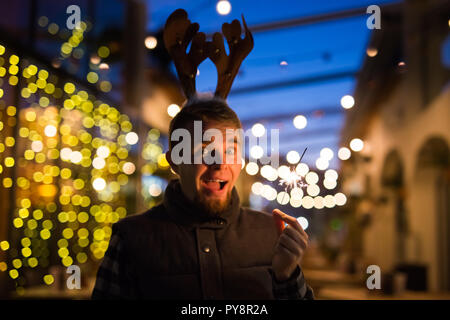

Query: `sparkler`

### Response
(279, 148, 309, 205)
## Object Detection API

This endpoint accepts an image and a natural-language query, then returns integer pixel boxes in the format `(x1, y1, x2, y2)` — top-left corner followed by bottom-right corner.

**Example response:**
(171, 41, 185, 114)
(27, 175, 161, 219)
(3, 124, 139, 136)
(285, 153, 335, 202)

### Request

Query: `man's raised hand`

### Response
(271, 209, 309, 282)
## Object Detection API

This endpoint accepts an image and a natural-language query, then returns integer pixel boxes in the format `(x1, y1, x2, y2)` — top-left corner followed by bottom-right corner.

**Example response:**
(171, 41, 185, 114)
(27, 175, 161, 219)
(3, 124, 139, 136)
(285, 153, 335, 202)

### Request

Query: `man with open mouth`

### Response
(92, 8, 313, 300)
(92, 97, 313, 300)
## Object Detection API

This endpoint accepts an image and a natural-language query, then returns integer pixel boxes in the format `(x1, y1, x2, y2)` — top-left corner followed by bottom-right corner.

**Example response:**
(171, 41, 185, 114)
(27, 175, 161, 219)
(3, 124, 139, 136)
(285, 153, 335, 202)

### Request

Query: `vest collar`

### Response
(163, 179, 240, 228)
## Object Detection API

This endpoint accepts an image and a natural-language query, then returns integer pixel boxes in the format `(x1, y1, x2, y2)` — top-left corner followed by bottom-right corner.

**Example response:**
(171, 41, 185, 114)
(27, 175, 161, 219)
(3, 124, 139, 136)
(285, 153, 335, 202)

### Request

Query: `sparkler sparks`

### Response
(279, 148, 309, 204)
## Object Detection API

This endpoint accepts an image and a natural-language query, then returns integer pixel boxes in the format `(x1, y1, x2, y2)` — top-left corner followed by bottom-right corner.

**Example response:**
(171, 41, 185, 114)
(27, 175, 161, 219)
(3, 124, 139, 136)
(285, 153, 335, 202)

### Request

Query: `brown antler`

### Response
(163, 9, 209, 99)
(208, 15, 254, 99)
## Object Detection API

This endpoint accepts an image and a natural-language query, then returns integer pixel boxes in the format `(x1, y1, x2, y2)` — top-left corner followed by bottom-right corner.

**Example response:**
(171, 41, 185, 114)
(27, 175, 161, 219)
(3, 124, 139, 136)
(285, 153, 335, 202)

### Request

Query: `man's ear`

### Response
(166, 149, 179, 175)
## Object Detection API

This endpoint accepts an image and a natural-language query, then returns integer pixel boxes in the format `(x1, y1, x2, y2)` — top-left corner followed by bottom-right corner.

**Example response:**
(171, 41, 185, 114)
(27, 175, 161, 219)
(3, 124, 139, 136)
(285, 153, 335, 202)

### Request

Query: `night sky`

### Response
(146, 0, 398, 169)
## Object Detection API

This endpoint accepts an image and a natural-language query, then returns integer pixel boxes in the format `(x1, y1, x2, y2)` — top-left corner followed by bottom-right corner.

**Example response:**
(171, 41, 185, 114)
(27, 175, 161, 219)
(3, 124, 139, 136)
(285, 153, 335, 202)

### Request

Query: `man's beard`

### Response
(194, 191, 232, 217)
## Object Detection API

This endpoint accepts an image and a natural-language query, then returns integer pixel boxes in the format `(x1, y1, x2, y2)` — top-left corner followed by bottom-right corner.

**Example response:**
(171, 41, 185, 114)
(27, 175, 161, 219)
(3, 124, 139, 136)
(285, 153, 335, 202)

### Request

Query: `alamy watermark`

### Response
(366, 264, 381, 289)
(66, 264, 81, 289)
(66, 5, 81, 30)
(366, 5, 381, 30)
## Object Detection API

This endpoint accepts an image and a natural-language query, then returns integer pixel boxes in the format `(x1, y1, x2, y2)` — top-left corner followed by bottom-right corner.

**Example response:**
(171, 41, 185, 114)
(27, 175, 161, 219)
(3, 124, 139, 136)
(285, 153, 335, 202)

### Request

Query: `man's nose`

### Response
(208, 148, 225, 168)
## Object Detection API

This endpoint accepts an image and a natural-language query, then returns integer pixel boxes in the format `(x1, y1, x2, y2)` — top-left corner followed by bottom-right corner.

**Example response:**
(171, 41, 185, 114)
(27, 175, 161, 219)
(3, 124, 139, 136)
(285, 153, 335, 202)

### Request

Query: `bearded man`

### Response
(92, 97, 313, 299)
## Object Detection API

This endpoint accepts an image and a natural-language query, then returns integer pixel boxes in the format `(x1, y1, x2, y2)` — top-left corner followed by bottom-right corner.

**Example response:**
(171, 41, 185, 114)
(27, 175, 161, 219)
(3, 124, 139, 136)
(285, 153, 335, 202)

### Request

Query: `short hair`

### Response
(168, 96, 242, 149)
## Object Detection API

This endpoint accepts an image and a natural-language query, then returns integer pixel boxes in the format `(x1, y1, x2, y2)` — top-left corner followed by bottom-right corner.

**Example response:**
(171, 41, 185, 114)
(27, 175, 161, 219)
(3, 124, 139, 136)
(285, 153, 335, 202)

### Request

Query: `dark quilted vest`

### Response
(113, 179, 279, 299)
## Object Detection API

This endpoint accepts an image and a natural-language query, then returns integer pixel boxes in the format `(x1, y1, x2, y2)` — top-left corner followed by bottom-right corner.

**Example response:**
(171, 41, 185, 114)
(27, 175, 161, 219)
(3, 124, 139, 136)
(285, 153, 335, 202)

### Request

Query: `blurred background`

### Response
(0, 0, 449, 299)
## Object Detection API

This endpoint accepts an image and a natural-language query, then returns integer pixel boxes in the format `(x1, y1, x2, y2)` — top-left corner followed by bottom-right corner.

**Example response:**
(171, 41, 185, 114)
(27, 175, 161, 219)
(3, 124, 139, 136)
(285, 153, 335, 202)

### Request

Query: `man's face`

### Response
(169, 121, 242, 215)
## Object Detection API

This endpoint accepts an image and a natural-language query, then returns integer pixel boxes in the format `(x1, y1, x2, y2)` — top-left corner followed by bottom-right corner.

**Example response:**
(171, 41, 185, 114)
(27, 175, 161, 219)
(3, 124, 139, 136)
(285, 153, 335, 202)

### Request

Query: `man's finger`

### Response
(272, 212, 285, 236)
(273, 209, 308, 239)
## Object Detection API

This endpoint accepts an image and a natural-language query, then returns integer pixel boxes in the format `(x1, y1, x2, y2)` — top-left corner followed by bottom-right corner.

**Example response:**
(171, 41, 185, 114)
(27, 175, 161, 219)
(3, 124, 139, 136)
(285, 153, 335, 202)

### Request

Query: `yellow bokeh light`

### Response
(40, 229, 51, 240)
(6, 105, 16, 116)
(62, 256, 73, 267)
(157, 153, 170, 169)
(18, 208, 29, 219)
(0, 262, 7, 272)
(5, 136, 15, 147)
(43, 274, 54, 285)
(9, 270, 19, 279)
(64, 82, 75, 94)
(21, 247, 32, 257)
(3, 178, 13, 188)
(13, 218, 23, 228)
(62, 228, 74, 239)
(87, 72, 98, 83)
(9, 54, 19, 65)
(97, 46, 110, 58)
(0, 241, 10, 251)
(38, 69, 48, 80)
(28, 257, 38, 268)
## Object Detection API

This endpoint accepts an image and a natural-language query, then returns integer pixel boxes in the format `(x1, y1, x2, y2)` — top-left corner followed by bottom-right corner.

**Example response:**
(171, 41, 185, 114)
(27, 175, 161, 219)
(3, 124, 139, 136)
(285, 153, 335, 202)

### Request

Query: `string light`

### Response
(350, 138, 364, 152)
(216, 0, 232, 15)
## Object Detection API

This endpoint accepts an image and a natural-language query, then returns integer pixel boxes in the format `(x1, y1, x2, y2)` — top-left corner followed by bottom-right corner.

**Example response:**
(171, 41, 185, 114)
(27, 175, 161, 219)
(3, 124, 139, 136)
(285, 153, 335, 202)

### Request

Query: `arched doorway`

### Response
(381, 150, 407, 265)
(416, 136, 450, 291)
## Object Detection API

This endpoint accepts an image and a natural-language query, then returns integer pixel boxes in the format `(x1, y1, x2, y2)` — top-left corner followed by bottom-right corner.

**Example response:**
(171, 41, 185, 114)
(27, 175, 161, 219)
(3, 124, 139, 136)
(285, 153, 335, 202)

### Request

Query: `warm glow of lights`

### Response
(167, 104, 181, 117)
(262, 185, 277, 201)
(325, 169, 338, 181)
(125, 132, 139, 145)
(96, 146, 110, 158)
(260, 165, 277, 181)
(350, 138, 364, 152)
(245, 162, 259, 175)
(307, 184, 320, 197)
(251, 182, 263, 195)
(251, 123, 265, 137)
(295, 163, 309, 176)
(0, 241, 9, 251)
(38, 185, 58, 197)
(70, 151, 82, 164)
(340, 95, 355, 109)
(302, 196, 314, 209)
(290, 187, 303, 200)
(335, 192, 347, 206)
(44, 125, 57, 137)
(297, 217, 309, 230)
(99, 63, 109, 70)
(90, 55, 100, 64)
(216, 0, 231, 15)
(290, 197, 302, 208)
(60, 147, 72, 161)
(277, 191, 290, 205)
(250, 145, 264, 159)
(122, 162, 136, 175)
(43, 275, 54, 285)
(30, 140, 43, 152)
(315, 157, 329, 170)
(145, 36, 158, 49)
(366, 47, 378, 57)
(286, 150, 300, 164)
(323, 179, 337, 190)
(314, 196, 324, 209)
(338, 147, 351, 160)
(277, 165, 290, 180)
(149, 184, 162, 197)
(305, 171, 319, 185)
(92, 157, 106, 169)
(320, 148, 334, 160)
(324, 195, 336, 208)
(280, 60, 288, 66)
(92, 178, 106, 191)
(293, 115, 307, 129)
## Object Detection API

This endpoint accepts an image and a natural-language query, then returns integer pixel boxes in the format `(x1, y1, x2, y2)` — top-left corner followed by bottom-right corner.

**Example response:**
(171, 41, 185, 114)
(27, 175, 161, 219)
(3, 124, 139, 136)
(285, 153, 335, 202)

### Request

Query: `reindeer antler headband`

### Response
(163, 8, 254, 100)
